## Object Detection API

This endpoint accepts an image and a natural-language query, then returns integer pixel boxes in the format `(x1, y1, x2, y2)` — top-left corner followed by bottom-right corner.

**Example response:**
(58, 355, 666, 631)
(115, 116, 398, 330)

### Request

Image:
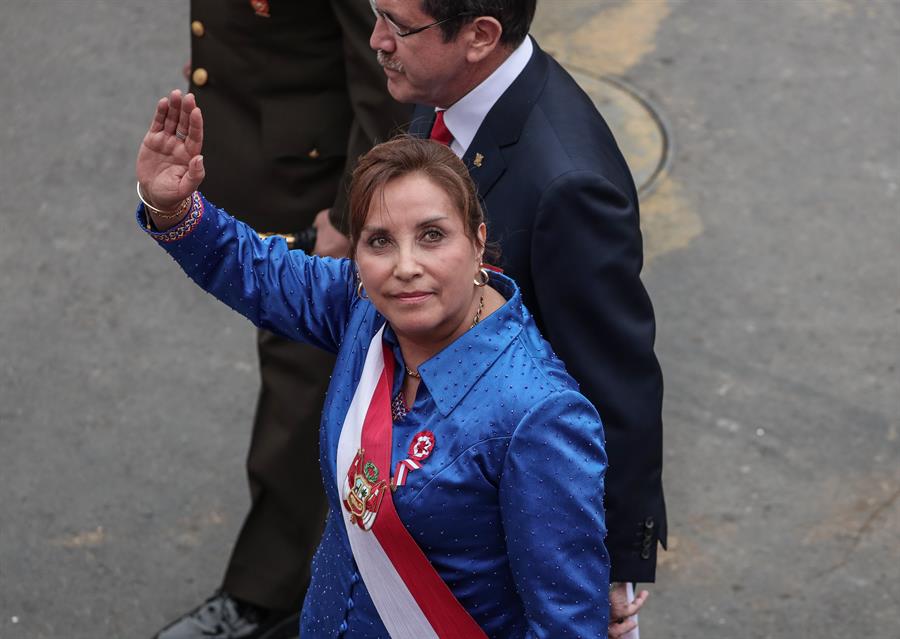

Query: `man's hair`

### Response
(422, 0, 537, 46)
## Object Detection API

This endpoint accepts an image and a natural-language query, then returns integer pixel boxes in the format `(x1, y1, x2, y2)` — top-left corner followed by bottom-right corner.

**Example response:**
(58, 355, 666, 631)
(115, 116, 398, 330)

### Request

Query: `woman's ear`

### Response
(476, 222, 487, 258)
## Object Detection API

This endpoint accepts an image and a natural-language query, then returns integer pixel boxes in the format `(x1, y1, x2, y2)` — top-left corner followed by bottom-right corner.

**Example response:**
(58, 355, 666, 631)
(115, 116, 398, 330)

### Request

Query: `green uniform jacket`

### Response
(189, 0, 411, 235)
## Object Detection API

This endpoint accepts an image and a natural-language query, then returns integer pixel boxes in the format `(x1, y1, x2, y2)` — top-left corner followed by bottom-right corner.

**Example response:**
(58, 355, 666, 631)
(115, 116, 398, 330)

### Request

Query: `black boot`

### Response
(153, 591, 299, 639)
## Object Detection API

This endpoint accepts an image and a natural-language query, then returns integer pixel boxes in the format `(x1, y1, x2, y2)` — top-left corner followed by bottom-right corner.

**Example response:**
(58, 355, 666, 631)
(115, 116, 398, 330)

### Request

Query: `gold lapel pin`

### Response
(473, 153, 484, 168)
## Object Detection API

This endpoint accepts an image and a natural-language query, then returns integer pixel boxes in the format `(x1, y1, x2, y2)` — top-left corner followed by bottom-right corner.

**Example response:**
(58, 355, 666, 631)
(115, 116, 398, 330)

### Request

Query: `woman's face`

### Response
(355, 172, 485, 347)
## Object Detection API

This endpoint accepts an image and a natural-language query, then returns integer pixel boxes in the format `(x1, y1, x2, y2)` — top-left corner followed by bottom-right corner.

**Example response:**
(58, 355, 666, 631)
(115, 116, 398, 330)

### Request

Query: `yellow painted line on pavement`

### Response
(534, 0, 702, 264)
(539, 0, 672, 77)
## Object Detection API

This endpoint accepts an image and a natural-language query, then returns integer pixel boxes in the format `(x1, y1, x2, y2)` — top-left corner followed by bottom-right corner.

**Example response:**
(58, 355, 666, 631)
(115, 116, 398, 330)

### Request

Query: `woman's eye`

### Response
(368, 236, 389, 248)
(423, 229, 444, 242)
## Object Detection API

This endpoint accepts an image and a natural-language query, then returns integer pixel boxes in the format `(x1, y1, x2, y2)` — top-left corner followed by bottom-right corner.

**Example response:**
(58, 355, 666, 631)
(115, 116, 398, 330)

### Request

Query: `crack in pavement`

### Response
(813, 485, 900, 579)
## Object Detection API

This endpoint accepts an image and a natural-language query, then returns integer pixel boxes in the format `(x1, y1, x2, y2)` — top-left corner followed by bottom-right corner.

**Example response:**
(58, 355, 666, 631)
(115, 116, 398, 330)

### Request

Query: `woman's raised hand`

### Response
(136, 90, 205, 211)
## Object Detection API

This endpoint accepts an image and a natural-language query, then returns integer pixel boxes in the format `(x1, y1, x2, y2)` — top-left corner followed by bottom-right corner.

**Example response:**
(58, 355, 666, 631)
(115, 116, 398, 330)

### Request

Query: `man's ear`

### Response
(464, 17, 503, 63)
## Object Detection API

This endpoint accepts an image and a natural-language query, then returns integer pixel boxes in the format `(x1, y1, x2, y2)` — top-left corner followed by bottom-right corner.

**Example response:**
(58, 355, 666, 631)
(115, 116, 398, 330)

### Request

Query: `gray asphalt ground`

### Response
(1, 1, 898, 637)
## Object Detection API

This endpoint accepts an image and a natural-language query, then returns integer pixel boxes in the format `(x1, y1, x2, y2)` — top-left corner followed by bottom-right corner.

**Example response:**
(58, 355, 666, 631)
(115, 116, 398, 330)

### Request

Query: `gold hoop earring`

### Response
(473, 267, 490, 287)
(356, 278, 369, 300)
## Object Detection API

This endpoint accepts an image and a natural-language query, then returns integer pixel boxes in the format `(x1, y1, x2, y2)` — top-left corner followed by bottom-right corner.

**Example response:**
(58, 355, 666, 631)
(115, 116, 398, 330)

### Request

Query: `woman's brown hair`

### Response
(348, 136, 487, 260)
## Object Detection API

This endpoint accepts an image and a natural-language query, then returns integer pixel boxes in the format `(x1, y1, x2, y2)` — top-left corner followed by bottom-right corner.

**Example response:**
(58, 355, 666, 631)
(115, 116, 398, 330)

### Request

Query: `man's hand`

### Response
(313, 209, 351, 258)
(608, 582, 649, 639)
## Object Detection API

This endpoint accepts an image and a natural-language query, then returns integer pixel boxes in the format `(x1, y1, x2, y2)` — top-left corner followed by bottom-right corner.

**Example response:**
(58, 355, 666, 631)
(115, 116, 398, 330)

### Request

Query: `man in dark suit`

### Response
(154, 2, 409, 638)
(365, 1, 667, 635)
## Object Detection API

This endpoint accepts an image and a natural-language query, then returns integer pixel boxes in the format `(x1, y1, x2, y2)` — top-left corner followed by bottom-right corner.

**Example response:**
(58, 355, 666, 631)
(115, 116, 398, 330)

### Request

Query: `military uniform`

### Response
(187, 0, 410, 614)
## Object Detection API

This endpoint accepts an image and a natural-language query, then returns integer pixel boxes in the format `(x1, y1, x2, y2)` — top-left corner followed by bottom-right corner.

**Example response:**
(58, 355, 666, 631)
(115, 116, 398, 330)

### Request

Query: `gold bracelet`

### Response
(136, 182, 191, 219)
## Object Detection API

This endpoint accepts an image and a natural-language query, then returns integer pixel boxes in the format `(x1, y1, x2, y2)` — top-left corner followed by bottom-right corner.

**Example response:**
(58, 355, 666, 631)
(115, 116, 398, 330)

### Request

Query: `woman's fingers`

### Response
(177, 91, 194, 140)
(149, 98, 168, 134)
(182, 94, 204, 156)
(180, 92, 195, 124)
(179, 154, 205, 195)
(163, 89, 182, 135)
(189, 106, 203, 151)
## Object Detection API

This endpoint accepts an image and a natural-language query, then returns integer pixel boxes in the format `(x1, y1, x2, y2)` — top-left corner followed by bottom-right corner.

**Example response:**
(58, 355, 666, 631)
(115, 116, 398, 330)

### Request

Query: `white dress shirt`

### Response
(438, 36, 534, 158)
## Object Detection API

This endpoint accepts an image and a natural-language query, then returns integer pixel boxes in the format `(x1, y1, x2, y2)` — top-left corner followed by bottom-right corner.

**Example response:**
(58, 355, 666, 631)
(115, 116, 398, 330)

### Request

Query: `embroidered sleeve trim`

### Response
(145, 192, 204, 243)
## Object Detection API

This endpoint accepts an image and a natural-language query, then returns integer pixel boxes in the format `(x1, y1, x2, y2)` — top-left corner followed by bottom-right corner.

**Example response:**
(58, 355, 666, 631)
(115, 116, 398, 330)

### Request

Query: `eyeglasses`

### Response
(369, 0, 470, 38)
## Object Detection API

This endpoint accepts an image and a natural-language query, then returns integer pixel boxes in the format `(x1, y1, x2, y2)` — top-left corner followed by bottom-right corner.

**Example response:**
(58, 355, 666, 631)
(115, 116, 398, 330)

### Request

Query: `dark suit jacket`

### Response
(190, 0, 411, 234)
(411, 41, 667, 582)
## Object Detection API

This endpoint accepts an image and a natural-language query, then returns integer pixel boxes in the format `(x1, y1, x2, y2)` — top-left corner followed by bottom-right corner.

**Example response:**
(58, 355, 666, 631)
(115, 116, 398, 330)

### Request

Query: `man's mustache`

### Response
(377, 50, 404, 73)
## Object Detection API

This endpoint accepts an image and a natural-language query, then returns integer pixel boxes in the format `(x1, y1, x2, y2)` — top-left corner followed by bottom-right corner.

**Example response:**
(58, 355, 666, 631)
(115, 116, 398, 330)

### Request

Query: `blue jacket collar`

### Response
(384, 272, 526, 417)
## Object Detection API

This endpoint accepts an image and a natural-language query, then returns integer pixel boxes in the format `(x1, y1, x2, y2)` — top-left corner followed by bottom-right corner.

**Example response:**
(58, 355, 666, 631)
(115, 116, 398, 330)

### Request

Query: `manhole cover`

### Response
(565, 67, 669, 196)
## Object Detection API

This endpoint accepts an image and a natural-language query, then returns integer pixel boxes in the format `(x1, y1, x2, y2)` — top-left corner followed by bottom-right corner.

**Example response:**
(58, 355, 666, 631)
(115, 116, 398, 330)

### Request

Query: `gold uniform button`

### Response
(308, 148, 321, 159)
(191, 21, 205, 37)
(192, 67, 208, 87)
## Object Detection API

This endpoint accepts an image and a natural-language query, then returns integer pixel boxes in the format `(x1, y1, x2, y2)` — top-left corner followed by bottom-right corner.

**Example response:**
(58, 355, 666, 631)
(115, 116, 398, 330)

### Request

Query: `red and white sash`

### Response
(335, 325, 487, 638)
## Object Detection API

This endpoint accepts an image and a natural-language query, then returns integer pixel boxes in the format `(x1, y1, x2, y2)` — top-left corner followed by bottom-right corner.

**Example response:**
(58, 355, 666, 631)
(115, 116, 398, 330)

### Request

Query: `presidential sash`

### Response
(335, 325, 487, 638)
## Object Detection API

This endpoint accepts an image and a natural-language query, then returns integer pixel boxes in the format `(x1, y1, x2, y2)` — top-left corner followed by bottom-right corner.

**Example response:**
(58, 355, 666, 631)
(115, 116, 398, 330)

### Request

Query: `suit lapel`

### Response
(462, 128, 506, 199)
(409, 105, 435, 139)
(464, 41, 551, 200)
(407, 41, 551, 199)
(409, 103, 507, 198)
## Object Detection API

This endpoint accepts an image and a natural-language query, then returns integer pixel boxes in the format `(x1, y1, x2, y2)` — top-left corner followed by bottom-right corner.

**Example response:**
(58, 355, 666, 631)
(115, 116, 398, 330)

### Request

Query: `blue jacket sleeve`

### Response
(500, 389, 610, 638)
(137, 193, 356, 353)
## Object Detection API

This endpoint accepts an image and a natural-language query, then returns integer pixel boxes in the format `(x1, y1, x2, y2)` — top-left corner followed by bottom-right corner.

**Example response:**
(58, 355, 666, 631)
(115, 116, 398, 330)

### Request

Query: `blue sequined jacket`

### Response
(139, 194, 610, 638)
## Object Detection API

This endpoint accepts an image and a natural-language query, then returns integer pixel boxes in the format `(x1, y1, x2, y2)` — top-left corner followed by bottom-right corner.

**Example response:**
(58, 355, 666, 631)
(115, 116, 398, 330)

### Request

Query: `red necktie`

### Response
(429, 111, 453, 146)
